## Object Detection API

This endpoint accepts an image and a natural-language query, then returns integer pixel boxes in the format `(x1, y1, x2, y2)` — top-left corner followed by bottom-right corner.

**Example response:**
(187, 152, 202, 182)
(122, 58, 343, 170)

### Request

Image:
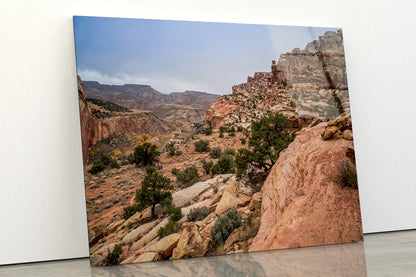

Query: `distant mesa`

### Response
(82, 81, 220, 111)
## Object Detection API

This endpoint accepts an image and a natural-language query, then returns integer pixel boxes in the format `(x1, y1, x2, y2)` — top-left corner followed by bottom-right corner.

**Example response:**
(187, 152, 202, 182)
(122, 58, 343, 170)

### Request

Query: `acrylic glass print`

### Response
(73, 16, 363, 266)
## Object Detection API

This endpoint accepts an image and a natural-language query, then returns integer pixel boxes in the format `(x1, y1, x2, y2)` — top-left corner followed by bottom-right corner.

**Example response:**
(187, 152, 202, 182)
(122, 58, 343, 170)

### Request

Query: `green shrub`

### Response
(171, 165, 200, 188)
(166, 142, 182, 157)
(167, 204, 182, 221)
(210, 208, 242, 246)
(228, 131, 236, 137)
(204, 128, 213, 135)
(211, 154, 235, 175)
(158, 218, 181, 237)
(105, 244, 123, 265)
(88, 161, 106, 174)
(237, 126, 244, 132)
(122, 203, 144, 219)
(88, 153, 116, 174)
(224, 148, 236, 156)
(131, 142, 160, 167)
(338, 160, 358, 189)
(209, 147, 222, 158)
(110, 159, 120, 169)
(187, 206, 210, 222)
(201, 159, 214, 175)
(194, 140, 210, 153)
(219, 132, 224, 138)
(239, 138, 246, 145)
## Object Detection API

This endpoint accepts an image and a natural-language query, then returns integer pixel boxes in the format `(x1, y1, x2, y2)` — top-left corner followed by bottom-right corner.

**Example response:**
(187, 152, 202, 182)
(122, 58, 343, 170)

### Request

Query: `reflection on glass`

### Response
(91, 241, 367, 277)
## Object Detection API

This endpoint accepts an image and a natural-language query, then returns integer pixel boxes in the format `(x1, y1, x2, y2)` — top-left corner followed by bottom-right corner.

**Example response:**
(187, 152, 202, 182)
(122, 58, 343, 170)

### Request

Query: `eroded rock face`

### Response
(204, 31, 350, 131)
(134, 252, 160, 263)
(321, 113, 353, 140)
(131, 218, 169, 251)
(77, 76, 176, 165)
(250, 124, 362, 252)
(204, 75, 300, 130)
(171, 223, 211, 259)
(172, 174, 233, 208)
(149, 233, 180, 258)
(121, 220, 159, 245)
(78, 76, 111, 164)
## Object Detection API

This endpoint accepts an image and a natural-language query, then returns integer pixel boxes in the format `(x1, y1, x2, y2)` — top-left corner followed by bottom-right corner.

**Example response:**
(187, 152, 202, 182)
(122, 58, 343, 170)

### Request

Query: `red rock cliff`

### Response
(78, 76, 111, 165)
(250, 123, 362, 251)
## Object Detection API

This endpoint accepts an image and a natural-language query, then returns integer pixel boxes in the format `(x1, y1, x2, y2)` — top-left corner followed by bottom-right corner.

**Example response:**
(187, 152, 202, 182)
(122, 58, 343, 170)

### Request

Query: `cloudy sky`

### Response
(73, 17, 339, 95)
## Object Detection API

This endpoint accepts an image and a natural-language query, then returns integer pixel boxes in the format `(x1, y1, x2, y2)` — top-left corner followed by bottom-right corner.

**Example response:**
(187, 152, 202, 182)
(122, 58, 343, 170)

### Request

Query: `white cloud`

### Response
(77, 68, 223, 95)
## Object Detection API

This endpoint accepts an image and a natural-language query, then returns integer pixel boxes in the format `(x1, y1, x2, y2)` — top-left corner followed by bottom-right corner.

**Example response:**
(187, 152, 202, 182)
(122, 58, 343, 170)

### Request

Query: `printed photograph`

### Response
(73, 16, 363, 266)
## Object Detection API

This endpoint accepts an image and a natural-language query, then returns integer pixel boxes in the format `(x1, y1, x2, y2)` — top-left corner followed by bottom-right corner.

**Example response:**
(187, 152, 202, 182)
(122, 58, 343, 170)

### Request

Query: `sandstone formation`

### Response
(78, 76, 111, 164)
(204, 31, 350, 130)
(172, 174, 233, 208)
(204, 71, 301, 130)
(121, 220, 159, 245)
(171, 223, 211, 259)
(134, 252, 160, 263)
(131, 218, 169, 251)
(278, 30, 350, 119)
(121, 206, 153, 229)
(321, 113, 353, 141)
(149, 233, 180, 258)
(250, 123, 362, 252)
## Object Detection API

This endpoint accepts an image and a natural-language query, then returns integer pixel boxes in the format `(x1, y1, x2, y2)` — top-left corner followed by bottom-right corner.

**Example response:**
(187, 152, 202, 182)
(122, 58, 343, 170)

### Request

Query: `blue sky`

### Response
(73, 17, 339, 95)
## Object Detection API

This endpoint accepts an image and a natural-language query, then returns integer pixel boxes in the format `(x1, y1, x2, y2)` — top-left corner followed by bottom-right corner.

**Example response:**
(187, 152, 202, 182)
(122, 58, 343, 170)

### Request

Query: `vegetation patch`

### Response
(135, 167, 173, 217)
(105, 244, 123, 265)
(337, 160, 358, 189)
(235, 113, 295, 180)
(88, 153, 119, 174)
(128, 142, 160, 167)
(210, 208, 242, 247)
(166, 142, 183, 156)
(211, 154, 235, 175)
(171, 165, 200, 188)
(194, 139, 210, 152)
(187, 206, 210, 222)
(209, 147, 222, 158)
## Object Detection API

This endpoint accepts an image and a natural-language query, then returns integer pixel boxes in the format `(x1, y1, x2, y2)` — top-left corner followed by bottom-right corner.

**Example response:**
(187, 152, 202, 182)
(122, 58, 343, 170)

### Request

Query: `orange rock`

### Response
(250, 124, 362, 252)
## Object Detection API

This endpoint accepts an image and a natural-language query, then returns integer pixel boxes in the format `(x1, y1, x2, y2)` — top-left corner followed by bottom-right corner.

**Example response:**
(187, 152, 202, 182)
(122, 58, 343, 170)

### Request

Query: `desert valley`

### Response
(78, 30, 363, 267)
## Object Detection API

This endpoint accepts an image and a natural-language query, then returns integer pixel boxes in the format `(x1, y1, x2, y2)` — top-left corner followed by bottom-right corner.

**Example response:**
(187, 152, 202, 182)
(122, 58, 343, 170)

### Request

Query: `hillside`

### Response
(83, 81, 219, 111)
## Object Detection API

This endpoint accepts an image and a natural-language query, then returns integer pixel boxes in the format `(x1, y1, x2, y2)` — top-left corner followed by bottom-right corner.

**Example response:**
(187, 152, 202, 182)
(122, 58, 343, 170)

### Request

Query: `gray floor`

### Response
(1, 230, 415, 277)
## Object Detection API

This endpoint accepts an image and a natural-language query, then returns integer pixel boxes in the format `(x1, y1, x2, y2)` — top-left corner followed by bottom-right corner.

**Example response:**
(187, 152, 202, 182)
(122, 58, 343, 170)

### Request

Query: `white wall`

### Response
(1, 0, 415, 265)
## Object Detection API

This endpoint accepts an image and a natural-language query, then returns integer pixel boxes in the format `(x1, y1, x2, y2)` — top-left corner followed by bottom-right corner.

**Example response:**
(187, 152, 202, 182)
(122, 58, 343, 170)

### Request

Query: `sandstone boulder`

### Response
(215, 190, 243, 215)
(321, 113, 353, 141)
(134, 252, 160, 263)
(107, 219, 124, 234)
(89, 225, 105, 246)
(171, 223, 211, 259)
(121, 206, 152, 228)
(150, 233, 180, 258)
(224, 227, 248, 252)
